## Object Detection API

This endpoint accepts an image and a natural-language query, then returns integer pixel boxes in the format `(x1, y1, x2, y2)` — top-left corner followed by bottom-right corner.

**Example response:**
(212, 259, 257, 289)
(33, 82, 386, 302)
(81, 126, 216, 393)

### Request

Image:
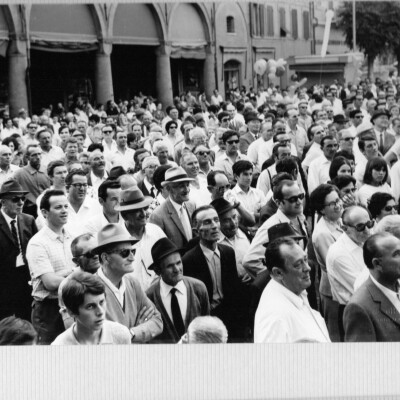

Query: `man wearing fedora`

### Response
(239, 111, 261, 155)
(94, 223, 163, 343)
(371, 109, 395, 156)
(0, 179, 37, 321)
(146, 237, 210, 343)
(285, 108, 308, 160)
(149, 166, 196, 250)
(116, 187, 166, 291)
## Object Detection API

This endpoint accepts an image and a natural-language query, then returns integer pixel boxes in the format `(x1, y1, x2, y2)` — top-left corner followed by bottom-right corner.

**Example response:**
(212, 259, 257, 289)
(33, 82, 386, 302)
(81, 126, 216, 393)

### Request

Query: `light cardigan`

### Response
(97, 272, 163, 343)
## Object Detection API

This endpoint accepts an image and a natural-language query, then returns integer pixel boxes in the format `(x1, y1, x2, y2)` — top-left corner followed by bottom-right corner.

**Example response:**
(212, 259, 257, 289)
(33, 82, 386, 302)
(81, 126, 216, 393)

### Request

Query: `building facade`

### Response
(0, 2, 348, 116)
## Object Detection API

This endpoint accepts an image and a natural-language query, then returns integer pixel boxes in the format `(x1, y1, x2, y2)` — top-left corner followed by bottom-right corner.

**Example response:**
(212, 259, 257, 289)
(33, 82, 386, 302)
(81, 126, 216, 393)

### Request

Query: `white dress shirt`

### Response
(254, 279, 331, 343)
(307, 155, 331, 194)
(98, 267, 126, 308)
(1, 209, 24, 266)
(160, 279, 187, 322)
(231, 185, 266, 215)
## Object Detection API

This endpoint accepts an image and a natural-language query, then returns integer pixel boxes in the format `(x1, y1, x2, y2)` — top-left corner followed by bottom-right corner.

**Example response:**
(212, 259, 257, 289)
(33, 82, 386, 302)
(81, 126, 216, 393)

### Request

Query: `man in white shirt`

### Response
(254, 237, 330, 343)
(111, 130, 135, 171)
(344, 232, 400, 342)
(247, 121, 273, 173)
(307, 136, 338, 194)
(0, 145, 19, 188)
(87, 150, 109, 200)
(301, 124, 326, 173)
(146, 237, 210, 343)
(285, 108, 308, 159)
(37, 129, 65, 171)
(326, 206, 372, 341)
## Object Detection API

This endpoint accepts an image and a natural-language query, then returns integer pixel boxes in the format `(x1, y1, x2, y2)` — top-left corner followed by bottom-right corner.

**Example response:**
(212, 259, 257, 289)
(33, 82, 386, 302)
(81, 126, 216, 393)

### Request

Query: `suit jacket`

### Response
(149, 198, 196, 249)
(344, 276, 400, 342)
(137, 179, 154, 198)
(146, 276, 210, 343)
(182, 243, 248, 341)
(0, 211, 38, 320)
(239, 132, 256, 155)
(374, 129, 396, 156)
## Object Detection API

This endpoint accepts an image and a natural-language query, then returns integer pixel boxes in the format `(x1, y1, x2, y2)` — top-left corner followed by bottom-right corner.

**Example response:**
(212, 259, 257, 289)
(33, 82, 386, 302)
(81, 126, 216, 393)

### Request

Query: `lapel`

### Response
(166, 198, 187, 239)
(367, 278, 400, 327)
(0, 211, 16, 246)
(183, 277, 192, 326)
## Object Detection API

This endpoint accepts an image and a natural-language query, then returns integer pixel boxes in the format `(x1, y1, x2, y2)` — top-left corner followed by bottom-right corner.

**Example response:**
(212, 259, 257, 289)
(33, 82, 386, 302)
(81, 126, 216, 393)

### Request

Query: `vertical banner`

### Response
(321, 9, 335, 58)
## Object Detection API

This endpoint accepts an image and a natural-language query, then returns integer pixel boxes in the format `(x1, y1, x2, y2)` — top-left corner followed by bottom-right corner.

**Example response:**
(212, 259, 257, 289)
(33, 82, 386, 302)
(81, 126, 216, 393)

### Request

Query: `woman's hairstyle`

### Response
(0, 316, 37, 345)
(363, 157, 388, 185)
(329, 156, 352, 180)
(367, 192, 395, 219)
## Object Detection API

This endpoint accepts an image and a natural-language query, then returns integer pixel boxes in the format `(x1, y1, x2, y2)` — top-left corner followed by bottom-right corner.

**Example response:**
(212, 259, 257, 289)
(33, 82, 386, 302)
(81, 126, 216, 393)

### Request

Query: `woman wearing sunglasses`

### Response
(357, 157, 392, 207)
(368, 192, 397, 223)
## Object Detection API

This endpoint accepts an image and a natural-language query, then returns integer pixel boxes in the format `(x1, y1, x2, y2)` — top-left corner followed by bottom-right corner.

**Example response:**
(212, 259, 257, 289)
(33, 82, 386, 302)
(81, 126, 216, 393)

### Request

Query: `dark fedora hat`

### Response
(0, 179, 29, 198)
(263, 222, 306, 247)
(210, 198, 238, 217)
(244, 111, 262, 124)
(114, 187, 153, 212)
(371, 109, 390, 124)
(148, 237, 183, 271)
(333, 114, 349, 124)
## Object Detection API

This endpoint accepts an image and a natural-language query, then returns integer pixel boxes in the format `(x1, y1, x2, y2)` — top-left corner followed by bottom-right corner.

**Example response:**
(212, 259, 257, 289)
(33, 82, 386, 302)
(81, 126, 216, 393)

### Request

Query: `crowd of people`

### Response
(1, 76, 400, 345)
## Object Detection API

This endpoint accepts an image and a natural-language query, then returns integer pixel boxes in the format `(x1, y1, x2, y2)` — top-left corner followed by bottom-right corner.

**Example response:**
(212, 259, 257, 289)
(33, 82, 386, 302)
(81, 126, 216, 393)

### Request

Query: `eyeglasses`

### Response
(324, 198, 342, 208)
(75, 250, 98, 259)
(227, 140, 239, 144)
(80, 161, 90, 165)
(9, 196, 26, 203)
(280, 139, 292, 145)
(325, 144, 339, 148)
(354, 116, 364, 119)
(103, 130, 113, 134)
(216, 184, 231, 192)
(196, 151, 210, 156)
(343, 137, 355, 141)
(29, 126, 38, 129)
(282, 193, 305, 203)
(341, 187, 357, 195)
(70, 183, 88, 189)
(108, 248, 136, 258)
(221, 118, 229, 122)
(346, 220, 375, 232)
(383, 205, 399, 212)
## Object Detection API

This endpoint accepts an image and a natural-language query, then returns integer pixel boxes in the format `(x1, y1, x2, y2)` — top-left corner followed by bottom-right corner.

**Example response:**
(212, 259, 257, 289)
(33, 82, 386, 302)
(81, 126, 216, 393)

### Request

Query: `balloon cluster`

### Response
(254, 58, 287, 78)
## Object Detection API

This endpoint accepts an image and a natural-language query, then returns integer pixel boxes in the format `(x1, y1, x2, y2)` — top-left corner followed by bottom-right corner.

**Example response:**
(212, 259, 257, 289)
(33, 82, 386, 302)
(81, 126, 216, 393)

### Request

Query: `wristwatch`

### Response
(130, 328, 136, 339)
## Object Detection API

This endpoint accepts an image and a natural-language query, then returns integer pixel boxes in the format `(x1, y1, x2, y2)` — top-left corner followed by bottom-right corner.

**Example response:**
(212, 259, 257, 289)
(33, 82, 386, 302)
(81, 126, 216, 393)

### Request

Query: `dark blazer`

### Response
(182, 243, 248, 341)
(239, 132, 256, 155)
(374, 129, 396, 156)
(0, 211, 38, 321)
(137, 179, 154, 198)
(344, 277, 400, 342)
(149, 198, 196, 249)
(146, 276, 210, 343)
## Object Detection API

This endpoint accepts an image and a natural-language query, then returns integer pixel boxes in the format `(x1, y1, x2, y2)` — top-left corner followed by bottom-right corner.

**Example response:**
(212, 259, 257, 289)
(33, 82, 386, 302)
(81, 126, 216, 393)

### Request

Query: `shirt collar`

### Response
(43, 224, 70, 241)
(26, 164, 44, 175)
(160, 278, 186, 299)
(1, 209, 16, 225)
(98, 266, 126, 294)
(199, 243, 220, 261)
(270, 278, 309, 309)
(170, 197, 186, 213)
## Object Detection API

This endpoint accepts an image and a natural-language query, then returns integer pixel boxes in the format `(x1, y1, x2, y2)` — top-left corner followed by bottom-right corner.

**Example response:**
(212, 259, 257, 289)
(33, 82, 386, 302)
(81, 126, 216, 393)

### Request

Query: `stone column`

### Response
(203, 44, 216, 100)
(8, 39, 29, 117)
(155, 43, 173, 108)
(95, 42, 114, 105)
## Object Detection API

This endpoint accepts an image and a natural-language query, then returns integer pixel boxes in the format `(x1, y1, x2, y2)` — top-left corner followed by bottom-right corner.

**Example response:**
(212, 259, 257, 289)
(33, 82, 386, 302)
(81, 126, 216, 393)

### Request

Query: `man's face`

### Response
(311, 126, 326, 145)
(101, 188, 121, 216)
(196, 208, 221, 244)
(339, 131, 355, 152)
(276, 146, 291, 161)
(225, 134, 239, 155)
(132, 125, 142, 136)
(65, 143, 78, 158)
(220, 115, 230, 128)
(156, 146, 169, 163)
(52, 165, 68, 187)
(38, 132, 52, 150)
(159, 252, 183, 287)
(276, 133, 291, 147)
(182, 154, 199, 178)
(278, 183, 303, 217)
(208, 173, 230, 200)
(344, 207, 372, 246)
(354, 96, 363, 108)
(274, 122, 286, 135)
(102, 127, 114, 140)
(194, 145, 211, 165)
(367, 101, 377, 113)
(226, 106, 236, 119)
(59, 127, 70, 141)
(27, 124, 38, 137)
(374, 115, 389, 130)
(220, 208, 239, 238)
(0, 147, 12, 168)
(236, 169, 253, 189)
(1, 194, 25, 219)
(106, 242, 135, 275)
(68, 174, 88, 202)
(344, 104, 355, 117)
(116, 132, 127, 148)
(316, 110, 327, 121)
(143, 115, 151, 126)
(352, 112, 364, 127)
(74, 237, 100, 273)
(144, 162, 158, 181)
(77, 123, 87, 133)
(325, 107, 334, 120)
(73, 135, 85, 151)
(376, 235, 400, 281)
(363, 139, 379, 159)
(326, 92, 333, 103)
(124, 206, 148, 229)
(247, 119, 261, 134)
(72, 293, 106, 333)
(278, 243, 311, 296)
(90, 151, 105, 173)
(169, 108, 179, 121)
(169, 182, 190, 204)
(44, 195, 69, 227)
(192, 133, 206, 146)
(322, 138, 338, 160)
(287, 110, 299, 126)
(28, 147, 42, 170)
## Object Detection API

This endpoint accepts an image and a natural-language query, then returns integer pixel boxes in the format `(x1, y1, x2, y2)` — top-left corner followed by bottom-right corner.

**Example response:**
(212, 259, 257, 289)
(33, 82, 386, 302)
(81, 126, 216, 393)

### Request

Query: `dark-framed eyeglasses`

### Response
(226, 140, 239, 144)
(108, 248, 136, 258)
(343, 137, 355, 141)
(282, 193, 305, 203)
(221, 118, 229, 122)
(346, 220, 374, 232)
(324, 198, 342, 208)
(216, 184, 231, 192)
(196, 151, 210, 156)
(70, 183, 88, 189)
(75, 250, 98, 259)
(383, 205, 399, 212)
(8, 196, 26, 203)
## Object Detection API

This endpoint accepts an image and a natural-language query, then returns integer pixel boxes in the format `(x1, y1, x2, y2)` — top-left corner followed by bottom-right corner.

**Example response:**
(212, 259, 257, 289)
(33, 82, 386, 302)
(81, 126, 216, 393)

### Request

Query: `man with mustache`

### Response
(86, 149, 109, 200)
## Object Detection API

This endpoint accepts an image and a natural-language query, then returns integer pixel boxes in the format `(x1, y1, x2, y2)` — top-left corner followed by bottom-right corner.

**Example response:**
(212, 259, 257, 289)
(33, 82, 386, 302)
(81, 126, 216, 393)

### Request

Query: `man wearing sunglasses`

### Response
(94, 223, 163, 343)
(0, 179, 37, 322)
(326, 206, 372, 340)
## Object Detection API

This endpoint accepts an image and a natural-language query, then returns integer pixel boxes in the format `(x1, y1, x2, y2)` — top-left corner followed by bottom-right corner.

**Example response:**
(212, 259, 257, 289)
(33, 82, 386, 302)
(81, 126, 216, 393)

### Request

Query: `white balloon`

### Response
(254, 59, 268, 75)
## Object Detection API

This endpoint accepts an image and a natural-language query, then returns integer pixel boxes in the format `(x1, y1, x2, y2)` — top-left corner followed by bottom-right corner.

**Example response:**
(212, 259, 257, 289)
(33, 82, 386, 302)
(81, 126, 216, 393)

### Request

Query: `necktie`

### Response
(379, 133, 384, 153)
(11, 220, 24, 264)
(180, 205, 192, 241)
(170, 288, 185, 337)
(150, 186, 155, 198)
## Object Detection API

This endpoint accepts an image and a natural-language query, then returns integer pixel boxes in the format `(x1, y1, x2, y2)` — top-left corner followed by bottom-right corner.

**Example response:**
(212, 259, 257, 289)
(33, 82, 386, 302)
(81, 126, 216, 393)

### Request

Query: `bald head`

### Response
(185, 316, 228, 344)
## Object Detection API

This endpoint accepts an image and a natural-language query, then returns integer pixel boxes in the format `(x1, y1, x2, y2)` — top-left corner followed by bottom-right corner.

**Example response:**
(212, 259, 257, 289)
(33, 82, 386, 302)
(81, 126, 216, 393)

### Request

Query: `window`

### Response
(279, 8, 286, 37)
(266, 6, 274, 36)
(291, 9, 298, 39)
(251, 4, 264, 37)
(226, 16, 235, 33)
(303, 11, 310, 40)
